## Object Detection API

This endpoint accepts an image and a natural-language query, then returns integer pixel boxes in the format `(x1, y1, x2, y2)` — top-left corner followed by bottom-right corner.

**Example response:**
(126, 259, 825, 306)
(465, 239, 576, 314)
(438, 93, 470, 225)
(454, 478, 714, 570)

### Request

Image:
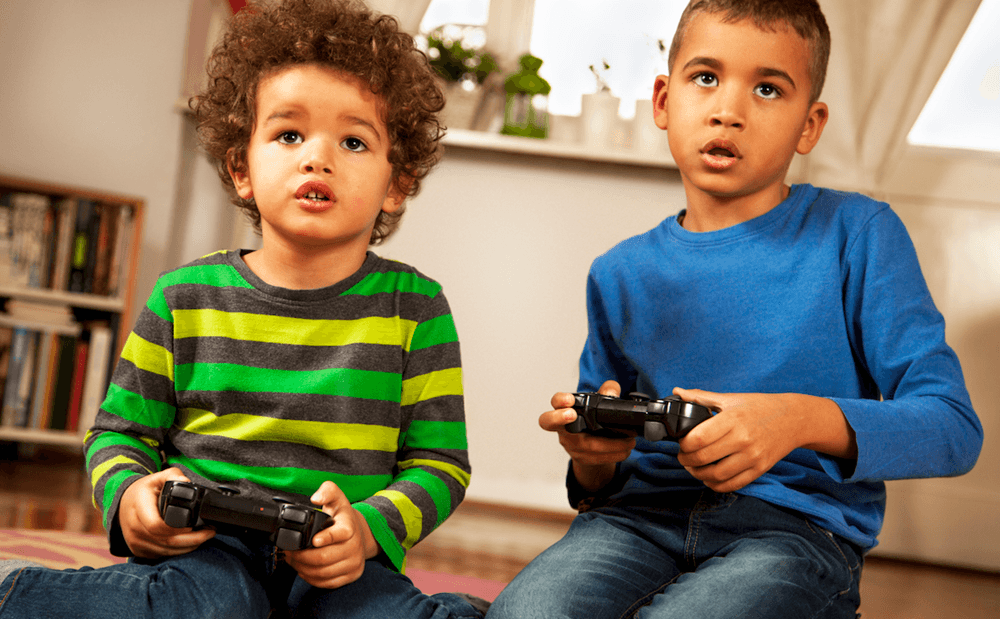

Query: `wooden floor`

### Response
(3, 444, 1000, 618)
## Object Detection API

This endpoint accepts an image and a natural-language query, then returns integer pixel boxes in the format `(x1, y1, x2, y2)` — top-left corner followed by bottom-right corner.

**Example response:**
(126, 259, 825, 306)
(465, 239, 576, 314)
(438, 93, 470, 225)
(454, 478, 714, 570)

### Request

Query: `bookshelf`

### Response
(0, 175, 144, 448)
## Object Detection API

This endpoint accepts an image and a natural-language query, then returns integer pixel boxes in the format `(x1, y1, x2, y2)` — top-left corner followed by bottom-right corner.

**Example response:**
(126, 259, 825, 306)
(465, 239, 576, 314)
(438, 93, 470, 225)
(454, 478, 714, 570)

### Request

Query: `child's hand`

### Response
(283, 481, 379, 589)
(673, 387, 857, 493)
(119, 467, 216, 558)
(539, 380, 636, 492)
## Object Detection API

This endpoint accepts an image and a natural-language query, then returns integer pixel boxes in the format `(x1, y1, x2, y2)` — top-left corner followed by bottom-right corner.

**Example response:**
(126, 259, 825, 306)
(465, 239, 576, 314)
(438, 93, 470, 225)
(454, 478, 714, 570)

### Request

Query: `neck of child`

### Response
(679, 182, 791, 232)
(243, 241, 368, 290)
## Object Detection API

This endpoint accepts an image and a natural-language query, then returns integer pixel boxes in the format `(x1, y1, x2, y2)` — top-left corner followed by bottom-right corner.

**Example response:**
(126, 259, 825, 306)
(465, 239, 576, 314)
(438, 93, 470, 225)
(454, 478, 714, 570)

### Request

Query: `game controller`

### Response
(158, 481, 332, 550)
(565, 392, 713, 441)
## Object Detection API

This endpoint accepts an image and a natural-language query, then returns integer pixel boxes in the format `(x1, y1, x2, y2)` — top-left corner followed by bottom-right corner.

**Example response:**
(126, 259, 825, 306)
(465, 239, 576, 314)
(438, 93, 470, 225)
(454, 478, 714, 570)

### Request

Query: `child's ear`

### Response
(652, 74, 670, 130)
(227, 149, 253, 200)
(382, 174, 412, 214)
(796, 101, 829, 155)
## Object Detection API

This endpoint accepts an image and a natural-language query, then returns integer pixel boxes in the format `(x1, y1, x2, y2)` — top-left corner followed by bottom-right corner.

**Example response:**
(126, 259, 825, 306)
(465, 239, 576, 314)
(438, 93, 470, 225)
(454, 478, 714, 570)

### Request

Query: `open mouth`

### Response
(296, 181, 334, 203)
(707, 147, 735, 158)
(700, 139, 741, 170)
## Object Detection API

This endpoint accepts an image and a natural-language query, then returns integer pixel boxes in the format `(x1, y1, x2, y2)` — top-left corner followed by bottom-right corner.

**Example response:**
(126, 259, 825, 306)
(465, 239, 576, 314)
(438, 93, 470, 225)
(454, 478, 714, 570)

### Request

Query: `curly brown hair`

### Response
(191, 0, 445, 244)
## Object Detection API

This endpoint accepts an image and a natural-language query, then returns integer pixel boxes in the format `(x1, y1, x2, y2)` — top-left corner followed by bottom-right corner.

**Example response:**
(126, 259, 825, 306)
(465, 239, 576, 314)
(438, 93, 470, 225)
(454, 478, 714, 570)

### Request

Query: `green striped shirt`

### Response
(84, 250, 470, 572)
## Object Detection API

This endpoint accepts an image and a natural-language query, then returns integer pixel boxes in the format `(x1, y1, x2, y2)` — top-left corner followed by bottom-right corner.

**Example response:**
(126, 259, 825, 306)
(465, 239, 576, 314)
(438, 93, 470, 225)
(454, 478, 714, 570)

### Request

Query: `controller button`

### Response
(276, 529, 303, 550)
(164, 505, 191, 528)
(217, 485, 240, 496)
(172, 485, 196, 501)
(283, 507, 309, 524)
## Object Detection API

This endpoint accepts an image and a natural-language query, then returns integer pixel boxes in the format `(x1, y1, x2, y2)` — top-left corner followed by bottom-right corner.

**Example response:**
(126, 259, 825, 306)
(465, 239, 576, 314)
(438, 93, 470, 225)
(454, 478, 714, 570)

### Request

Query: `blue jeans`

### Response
(0, 534, 482, 619)
(487, 491, 862, 619)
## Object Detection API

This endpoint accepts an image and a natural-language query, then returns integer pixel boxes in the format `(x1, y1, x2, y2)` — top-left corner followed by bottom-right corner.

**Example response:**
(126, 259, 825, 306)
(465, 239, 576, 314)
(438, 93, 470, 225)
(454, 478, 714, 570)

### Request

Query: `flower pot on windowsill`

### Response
(633, 98, 668, 154)
(440, 81, 484, 130)
(581, 91, 620, 148)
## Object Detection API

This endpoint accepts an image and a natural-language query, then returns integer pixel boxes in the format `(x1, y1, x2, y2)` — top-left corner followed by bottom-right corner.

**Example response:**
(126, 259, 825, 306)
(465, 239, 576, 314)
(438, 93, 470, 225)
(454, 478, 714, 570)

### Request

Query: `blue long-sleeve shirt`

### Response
(576, 184, 982, 550)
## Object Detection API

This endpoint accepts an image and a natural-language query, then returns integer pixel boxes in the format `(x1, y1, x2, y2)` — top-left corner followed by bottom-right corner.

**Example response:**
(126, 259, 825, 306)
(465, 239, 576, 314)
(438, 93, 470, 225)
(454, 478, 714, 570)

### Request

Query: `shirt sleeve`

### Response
(578, 265, 639, 394)
(352, 288, 470, 572)
(823, 206, 982, 482)
(84, 278, 177, 556)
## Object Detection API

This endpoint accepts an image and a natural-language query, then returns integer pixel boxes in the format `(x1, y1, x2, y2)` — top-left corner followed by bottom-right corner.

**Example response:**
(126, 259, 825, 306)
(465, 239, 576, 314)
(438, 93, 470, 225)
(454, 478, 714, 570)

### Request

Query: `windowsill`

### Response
(441, 128, 677, 169)
(174, 98, 677, 169)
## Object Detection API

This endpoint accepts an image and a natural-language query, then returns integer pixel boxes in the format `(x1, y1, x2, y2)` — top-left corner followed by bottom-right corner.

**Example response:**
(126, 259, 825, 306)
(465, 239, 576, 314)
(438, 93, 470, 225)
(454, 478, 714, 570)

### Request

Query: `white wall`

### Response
(873, 150, 1000, 570)
(0, 0, 194, 326)
(380, 149, 686, 513)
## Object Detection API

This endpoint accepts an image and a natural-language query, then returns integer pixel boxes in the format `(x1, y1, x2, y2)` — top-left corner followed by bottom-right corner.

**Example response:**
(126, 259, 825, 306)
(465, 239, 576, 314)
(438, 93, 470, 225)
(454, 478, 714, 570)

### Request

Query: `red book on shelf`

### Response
(64, 340, 89, 432)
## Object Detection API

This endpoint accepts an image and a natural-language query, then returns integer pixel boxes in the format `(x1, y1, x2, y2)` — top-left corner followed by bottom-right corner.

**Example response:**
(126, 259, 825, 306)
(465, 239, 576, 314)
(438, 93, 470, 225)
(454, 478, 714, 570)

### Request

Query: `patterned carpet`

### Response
(0, 527, 508, 601)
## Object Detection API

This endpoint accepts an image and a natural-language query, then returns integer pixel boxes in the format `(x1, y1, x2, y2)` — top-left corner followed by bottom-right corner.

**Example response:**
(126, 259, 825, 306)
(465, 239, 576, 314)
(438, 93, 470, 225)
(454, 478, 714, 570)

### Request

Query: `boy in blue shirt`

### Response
(488, 1, 982, 617)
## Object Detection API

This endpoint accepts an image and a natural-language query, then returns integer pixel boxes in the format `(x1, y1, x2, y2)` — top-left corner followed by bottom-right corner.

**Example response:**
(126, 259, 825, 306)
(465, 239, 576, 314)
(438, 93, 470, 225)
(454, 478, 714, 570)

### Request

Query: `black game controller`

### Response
(565, 392, 713, 441)
(158, 481, 332, 550)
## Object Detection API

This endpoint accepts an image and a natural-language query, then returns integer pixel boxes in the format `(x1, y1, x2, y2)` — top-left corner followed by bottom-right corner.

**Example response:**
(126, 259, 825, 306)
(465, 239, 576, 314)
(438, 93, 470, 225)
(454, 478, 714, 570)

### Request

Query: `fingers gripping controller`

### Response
(565, 392, 712, 441)
(158, 481, 332, 550)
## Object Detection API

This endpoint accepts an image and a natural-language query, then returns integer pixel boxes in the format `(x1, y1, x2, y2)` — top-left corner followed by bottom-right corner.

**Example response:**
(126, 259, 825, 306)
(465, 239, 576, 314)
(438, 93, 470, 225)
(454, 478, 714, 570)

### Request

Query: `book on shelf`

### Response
(76, 324, 111, 432)
(0, 325, 13, 418)
(1, 328, 39, 428)
(6, 193, 52, 289)
(49, 197, 77, 293)
(27, 331, 59, 429)
(4, 299, 77, 330)
(0, 321, 114, 434)
(0, 189, 134, 298)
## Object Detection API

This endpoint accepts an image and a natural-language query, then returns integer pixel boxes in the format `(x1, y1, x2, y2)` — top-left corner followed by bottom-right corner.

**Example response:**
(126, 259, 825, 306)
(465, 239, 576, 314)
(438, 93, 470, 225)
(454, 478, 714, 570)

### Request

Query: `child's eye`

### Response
(341, 137, 368, 152)
(277, 131, 302, 145)
(754, 83, 781, 100)
(693, 72, 718, 88)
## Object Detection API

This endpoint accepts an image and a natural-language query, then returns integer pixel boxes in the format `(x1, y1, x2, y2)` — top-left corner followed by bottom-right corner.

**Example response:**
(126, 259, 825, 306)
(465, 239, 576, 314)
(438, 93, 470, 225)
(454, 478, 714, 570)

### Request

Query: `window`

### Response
(907, 0, 1000, 153)
(419, 0, 686, 119)
(420, 0, 490, 31)
(529, 0, 686, 118)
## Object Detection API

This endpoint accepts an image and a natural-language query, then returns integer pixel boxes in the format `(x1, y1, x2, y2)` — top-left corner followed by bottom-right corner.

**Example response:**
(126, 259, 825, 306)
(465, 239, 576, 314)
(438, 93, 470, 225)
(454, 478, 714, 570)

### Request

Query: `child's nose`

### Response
(300, 141, 334, 175)
(709, 89, 746, 129)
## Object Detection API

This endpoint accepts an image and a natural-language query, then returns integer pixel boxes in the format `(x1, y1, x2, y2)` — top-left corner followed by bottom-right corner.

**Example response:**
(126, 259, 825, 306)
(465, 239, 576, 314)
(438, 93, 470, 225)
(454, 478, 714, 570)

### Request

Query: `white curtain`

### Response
(803, 0, 982, 195)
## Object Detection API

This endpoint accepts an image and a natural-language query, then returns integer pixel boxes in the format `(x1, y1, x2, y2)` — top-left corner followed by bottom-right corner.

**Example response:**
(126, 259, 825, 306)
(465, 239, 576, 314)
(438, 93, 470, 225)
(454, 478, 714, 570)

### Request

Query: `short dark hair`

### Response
(191, 0, 445, 244)
(668, 0, 831, 103)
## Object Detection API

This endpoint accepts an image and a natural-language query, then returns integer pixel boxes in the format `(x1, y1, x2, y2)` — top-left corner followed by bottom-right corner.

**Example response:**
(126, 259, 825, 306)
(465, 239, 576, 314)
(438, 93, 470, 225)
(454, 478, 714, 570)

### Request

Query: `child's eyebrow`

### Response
(263, 109, 302, 124)
(681, 56, 796, 90)
(342, 115, 385, 145)
(756, 67, 797, 90)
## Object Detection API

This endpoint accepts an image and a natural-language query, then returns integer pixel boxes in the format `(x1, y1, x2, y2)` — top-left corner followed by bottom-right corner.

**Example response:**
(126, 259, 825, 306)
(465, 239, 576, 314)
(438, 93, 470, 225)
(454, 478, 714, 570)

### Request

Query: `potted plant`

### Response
(581, 59, 621, 147)
(424, 25, 499, 129)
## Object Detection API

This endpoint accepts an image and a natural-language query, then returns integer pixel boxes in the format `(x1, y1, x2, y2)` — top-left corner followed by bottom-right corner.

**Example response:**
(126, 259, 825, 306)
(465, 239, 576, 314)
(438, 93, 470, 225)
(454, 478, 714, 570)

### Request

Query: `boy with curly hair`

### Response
(488, 0, 981, 617)
(0, 1, 486, 617)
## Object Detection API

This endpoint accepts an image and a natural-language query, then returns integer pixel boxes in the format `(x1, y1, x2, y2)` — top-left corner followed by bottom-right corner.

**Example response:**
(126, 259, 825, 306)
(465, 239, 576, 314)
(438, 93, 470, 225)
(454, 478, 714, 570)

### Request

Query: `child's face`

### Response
(231, 64, 401, 254)
(654, 12, 827, 206)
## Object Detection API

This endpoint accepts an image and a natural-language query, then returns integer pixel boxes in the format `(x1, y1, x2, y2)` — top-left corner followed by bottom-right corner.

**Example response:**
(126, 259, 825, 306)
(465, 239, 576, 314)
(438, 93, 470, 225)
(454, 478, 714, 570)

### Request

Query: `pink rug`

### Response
(0, 528, 507, 602)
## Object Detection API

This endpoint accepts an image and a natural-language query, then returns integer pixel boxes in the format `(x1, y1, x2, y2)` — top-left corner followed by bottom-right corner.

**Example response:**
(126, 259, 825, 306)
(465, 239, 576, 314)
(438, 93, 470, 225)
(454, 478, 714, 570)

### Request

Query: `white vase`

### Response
(440, 83, 482, 130)
(580, 91, 620, 148)
(633, 99, 667, 154)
